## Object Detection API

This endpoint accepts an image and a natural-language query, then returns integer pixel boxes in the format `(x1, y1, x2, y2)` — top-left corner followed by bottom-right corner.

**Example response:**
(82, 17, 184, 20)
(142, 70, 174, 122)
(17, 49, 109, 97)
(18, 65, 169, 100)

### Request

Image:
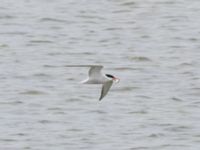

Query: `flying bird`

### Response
(65, 65, 120, 101)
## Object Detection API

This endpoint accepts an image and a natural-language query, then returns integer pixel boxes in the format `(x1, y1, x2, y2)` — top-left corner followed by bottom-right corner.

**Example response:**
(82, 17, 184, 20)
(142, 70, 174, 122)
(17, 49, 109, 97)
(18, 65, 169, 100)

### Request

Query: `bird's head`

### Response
(105, 74, 120, 83)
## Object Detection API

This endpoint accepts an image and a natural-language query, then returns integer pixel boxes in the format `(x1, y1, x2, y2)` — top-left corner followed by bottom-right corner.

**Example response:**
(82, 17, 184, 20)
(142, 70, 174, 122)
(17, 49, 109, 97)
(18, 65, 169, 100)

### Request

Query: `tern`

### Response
(65, 65, 120, 101)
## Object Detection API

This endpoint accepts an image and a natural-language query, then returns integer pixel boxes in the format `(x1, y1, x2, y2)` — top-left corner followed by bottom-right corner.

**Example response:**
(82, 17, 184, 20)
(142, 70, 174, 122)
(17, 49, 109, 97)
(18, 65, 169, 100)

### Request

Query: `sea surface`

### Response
(0, 0, 200, 149)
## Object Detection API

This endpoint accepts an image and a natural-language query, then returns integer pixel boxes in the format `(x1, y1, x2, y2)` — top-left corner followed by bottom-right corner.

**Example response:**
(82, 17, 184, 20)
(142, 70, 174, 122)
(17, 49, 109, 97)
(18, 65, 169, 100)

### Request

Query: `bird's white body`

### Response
(81, 75, 109, 84)
(65, 65, 119, 101)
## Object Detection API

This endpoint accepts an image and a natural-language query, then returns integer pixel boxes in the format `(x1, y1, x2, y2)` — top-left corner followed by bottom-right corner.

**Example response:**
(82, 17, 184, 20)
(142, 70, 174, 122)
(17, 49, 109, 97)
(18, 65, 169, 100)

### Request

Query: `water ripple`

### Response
(128, 56, 152, 62)
(19, 90, 47, 95)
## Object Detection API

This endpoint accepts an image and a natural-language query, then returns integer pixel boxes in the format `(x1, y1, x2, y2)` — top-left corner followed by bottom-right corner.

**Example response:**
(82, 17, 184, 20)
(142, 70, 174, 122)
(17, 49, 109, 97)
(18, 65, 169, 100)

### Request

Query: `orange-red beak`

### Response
(113, 77, 120, 83)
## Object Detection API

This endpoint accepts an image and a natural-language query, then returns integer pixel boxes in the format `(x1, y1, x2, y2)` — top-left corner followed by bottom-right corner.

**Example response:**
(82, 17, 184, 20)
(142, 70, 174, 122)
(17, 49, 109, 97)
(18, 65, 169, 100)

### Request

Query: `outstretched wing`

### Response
(99, 80, 113, 101)
(64, 65, 103, 78)
(88, 65, 103, 78)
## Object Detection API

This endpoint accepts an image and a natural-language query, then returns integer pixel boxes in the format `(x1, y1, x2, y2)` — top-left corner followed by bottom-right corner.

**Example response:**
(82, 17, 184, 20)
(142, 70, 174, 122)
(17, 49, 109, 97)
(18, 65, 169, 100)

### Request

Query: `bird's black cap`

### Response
(105, 74, 114, 78)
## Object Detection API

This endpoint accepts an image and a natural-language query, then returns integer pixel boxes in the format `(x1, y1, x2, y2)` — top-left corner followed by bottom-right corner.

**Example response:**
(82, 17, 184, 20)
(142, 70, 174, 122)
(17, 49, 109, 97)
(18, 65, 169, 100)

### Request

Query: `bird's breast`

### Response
(83, 77, 109, 84)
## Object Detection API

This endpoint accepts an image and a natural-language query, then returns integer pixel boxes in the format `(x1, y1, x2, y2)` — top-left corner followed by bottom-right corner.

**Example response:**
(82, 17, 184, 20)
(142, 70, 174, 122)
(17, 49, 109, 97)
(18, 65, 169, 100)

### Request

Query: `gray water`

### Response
(1, 0, 200, 149)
